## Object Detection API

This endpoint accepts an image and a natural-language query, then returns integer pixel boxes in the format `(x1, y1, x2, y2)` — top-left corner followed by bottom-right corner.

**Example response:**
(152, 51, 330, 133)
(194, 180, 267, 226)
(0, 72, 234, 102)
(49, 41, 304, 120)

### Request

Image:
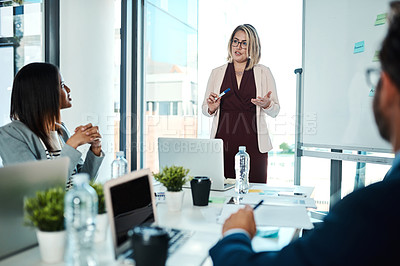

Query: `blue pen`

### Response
(215, 88, 231, 100)
(253, 200, 264, 210)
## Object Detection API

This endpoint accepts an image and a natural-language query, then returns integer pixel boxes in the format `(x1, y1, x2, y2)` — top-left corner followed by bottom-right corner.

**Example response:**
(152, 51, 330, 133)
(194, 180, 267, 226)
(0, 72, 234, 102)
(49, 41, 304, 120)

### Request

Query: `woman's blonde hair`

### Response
(227, 24, 261, 70)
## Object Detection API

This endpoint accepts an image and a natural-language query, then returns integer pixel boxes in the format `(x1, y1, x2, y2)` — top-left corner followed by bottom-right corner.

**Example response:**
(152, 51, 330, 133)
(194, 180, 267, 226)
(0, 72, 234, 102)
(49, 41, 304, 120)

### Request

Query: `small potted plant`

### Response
(24, 186, 66, 263)
(153, 165, 191, 211)
(90, 182, 108, 242)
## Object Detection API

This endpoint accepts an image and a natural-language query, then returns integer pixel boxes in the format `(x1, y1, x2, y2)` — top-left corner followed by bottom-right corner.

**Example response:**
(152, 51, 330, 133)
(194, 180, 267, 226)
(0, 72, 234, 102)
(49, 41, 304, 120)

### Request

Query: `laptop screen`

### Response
(109, 174, 155, 247)
(0, 158, 69, 260)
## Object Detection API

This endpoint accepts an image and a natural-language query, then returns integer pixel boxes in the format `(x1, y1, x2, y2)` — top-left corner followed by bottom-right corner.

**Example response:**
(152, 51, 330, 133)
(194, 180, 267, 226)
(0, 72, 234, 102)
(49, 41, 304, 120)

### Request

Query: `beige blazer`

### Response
(202, 63, 280, 153)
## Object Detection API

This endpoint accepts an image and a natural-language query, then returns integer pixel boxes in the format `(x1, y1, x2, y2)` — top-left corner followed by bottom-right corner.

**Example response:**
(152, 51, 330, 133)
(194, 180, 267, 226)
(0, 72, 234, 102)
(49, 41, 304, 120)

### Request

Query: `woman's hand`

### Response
(251, 91, 272, 109)
(207, 92, 221, 115)
(66, 123, 102, 155)
(90, 138, 102, 156)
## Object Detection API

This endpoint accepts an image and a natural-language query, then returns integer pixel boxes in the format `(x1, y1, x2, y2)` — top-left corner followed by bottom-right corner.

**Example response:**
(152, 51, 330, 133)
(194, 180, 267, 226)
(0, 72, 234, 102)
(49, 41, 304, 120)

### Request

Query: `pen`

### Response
(278, 192, 306, 198)
(215, 88, 231, 100)
(253, 200, 264, 210)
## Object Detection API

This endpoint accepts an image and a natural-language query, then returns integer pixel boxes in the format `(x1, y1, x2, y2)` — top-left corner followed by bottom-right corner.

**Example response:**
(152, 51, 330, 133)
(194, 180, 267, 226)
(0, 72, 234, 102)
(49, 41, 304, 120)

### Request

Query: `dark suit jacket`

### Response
(210, 161, 400, 266)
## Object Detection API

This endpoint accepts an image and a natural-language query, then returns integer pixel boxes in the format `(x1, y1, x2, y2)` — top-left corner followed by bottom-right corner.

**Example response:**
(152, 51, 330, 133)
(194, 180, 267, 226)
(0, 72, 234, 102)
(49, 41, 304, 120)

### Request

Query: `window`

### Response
(300, 149, 392, 212)
(0, 0, 44, 126)
(142, 0, 198, 172)
(300, 156, 331, 211)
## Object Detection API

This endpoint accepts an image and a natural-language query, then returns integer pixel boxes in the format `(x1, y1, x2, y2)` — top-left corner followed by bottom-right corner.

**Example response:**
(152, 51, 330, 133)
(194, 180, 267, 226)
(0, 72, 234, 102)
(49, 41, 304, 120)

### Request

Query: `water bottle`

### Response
(111, 151, 128, 179)
(64, 173, 98, 266)
(235, 146, 250, 194)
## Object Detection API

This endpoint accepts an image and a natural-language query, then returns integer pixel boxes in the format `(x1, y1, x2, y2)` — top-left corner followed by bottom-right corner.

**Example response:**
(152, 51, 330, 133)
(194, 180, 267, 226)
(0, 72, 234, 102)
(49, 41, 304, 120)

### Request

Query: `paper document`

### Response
(239, 185, 315, 198)
(217, 204, 314, 229)
(237, 194, 317, 209)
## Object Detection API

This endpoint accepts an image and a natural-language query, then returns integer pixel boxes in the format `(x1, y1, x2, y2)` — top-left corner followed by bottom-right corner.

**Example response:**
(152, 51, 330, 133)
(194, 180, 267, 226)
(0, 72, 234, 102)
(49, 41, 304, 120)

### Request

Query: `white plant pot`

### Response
(165, 190, 184, 212)
(36, 230, 66, 263)
(94, 213, 109, 242)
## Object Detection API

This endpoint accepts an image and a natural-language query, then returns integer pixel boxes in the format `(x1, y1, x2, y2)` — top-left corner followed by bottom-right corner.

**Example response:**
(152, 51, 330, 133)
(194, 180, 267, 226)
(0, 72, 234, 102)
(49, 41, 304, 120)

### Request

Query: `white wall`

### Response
(60, 0, 115, 183)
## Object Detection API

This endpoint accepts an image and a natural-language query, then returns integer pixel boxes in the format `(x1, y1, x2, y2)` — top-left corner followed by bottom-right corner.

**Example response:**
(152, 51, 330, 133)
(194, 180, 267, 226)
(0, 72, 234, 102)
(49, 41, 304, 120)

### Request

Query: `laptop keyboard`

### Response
(121, 228, 193, 263)
(166, 228, 193, 254)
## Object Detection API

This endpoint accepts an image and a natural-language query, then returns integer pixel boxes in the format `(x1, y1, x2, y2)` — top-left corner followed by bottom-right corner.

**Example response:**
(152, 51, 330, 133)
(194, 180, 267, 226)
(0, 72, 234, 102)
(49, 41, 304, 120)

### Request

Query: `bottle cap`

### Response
(116, 151, 124, 157)
(73, 173, 89, 185)
(239, 146, 246, 151)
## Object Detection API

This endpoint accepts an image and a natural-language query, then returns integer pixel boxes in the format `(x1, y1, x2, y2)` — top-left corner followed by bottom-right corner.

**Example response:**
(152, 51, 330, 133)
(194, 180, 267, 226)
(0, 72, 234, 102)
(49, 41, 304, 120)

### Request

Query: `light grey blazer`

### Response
(0, 120, 104, 181)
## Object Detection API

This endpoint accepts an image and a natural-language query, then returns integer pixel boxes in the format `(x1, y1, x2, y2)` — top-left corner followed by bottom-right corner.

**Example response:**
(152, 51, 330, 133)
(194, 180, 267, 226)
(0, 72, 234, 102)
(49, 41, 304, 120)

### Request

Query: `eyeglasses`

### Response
(232, 39, 247, 48)
(365, 68, 381, 88)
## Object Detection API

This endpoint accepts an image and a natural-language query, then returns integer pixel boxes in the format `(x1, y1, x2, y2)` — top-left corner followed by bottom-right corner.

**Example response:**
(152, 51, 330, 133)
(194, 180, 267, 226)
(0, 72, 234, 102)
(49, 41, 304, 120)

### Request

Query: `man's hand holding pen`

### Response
(222, 205, 257, 239)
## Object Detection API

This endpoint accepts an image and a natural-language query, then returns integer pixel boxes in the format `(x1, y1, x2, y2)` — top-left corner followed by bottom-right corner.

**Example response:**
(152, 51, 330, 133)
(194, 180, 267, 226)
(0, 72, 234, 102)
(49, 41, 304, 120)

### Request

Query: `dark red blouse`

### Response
(215, 63, 268, 183)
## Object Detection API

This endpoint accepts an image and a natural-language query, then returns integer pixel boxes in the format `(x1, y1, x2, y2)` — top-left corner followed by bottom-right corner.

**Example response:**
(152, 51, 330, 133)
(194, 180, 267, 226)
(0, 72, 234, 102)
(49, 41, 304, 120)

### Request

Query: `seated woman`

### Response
(0, 62, 104, 188)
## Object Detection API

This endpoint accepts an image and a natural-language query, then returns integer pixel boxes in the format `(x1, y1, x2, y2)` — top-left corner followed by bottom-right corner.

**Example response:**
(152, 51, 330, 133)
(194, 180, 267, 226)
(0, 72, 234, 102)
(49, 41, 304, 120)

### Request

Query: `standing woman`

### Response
(202, 24, 279, 183)
(0, 62, 104, 188)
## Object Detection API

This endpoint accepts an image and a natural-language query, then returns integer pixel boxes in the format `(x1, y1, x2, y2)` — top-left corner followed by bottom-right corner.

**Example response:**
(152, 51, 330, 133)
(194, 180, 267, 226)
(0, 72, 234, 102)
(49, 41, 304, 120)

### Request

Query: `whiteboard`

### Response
(302, 0, 392, 152)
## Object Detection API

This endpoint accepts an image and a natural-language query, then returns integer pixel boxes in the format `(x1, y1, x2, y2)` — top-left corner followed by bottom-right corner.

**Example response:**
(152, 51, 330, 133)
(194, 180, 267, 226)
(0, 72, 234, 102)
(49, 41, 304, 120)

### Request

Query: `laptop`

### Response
(103, 168, 219, 266)
(158, 137, 235, 191)
(0, 158, 69, 260)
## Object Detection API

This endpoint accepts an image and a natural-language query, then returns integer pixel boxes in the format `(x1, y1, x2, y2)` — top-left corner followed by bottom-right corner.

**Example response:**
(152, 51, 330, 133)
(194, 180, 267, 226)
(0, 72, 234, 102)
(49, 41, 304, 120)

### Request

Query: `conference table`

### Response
(0, 183, 314, 266)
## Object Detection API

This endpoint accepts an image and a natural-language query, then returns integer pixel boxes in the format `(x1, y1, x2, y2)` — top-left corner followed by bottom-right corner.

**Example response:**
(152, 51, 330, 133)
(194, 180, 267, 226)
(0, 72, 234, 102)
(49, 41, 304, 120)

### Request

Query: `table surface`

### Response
(0, 183, 309, 266)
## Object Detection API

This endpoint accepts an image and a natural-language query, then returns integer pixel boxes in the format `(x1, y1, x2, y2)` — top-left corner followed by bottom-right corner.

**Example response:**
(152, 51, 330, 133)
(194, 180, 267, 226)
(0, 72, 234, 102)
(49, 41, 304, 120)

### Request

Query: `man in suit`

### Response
(209, 8, 400, 266)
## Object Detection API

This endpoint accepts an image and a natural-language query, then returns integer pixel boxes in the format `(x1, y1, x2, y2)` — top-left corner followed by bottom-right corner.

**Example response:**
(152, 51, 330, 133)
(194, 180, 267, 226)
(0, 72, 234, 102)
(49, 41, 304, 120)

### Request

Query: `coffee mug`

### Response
(128, 225, 169, 266)
(190, 176, 211, 206)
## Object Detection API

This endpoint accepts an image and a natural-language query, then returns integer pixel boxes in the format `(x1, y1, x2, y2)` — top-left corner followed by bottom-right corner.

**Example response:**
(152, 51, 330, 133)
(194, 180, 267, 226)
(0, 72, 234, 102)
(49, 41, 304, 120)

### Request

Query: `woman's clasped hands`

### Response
(66, 123, 102, 156)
